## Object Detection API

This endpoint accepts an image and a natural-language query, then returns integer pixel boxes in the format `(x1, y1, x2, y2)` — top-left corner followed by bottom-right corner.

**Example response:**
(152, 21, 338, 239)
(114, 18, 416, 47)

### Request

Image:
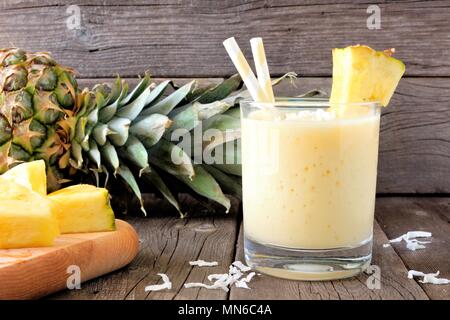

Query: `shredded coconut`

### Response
(243, 272, 256, 282)
(189, 260, 219, 267)
(184, 261, 255, 291)
(207, 273, 228, 282)
(235, 272, 256, 289)
(232, 261, 252, 272)
(144, 273, 172, 292)
(390, 231, 432, 243)
(406, 241, 428, 251)
(184, 282, 229, 292)
(389, 231, 432, 251)
(235, 281, 250, 289)
(408, 270, 450, 285)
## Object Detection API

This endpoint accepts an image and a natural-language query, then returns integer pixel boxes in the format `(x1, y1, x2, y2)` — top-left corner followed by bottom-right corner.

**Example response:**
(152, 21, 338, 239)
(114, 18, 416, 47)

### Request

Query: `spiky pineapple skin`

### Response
(0, 48, 78, 189)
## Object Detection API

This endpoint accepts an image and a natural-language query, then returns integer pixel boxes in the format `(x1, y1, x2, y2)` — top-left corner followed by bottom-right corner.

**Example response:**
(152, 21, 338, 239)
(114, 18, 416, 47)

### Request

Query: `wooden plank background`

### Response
(1, 0, 449, 77)
(50, 197, 450, 300)
(1, 0, 449, 193)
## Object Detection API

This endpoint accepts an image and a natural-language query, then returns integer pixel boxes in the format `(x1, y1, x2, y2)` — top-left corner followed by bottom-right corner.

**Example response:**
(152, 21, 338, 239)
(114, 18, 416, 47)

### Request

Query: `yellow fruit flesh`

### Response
(49, 184, 116, 233)
(330, 45, 405, 109)
(0, 178, 59, 249)
(1, 160, 47, 195)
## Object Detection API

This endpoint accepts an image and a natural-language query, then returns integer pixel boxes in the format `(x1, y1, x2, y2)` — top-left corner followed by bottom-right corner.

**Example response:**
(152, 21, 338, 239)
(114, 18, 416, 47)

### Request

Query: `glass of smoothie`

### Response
(241, 97, 381, 280)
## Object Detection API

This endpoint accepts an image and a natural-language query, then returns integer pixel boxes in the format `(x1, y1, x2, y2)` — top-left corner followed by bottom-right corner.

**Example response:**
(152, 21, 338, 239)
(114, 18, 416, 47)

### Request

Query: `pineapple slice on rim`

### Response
(48, 184, 116, 234)
(1, 160, 47, 195)
(330, 45, 405, 112)
(0, 177, 59, 249)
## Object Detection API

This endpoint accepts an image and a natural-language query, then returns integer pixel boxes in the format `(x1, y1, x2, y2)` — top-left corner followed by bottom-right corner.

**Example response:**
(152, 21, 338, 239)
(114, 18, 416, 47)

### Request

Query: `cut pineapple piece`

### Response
(0, 176, 40, 201)
(2, 160, 47, 195)
(330, 45, 405, 108)
(48, 184, 116, 233)
(0, 178, 59, 249)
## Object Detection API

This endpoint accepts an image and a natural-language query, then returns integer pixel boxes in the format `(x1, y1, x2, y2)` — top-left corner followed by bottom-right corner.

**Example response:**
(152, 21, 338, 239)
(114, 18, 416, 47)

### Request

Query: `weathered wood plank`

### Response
(229, 219, 429, 300)
(376, 197, 450, 300)
(1, 1, 449, 77)
(77, 76, 450, 194)
(49, 197, 240, 300)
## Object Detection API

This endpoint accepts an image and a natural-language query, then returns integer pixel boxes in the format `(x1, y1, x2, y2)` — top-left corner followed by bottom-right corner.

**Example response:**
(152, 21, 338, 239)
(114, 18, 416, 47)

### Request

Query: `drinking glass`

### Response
(240, 98, 381, 280)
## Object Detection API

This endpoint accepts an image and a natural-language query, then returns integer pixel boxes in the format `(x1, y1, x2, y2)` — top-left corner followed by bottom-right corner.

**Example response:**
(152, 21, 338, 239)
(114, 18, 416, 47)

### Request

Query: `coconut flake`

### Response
(382, 244, 391, 248)
(408, 270, 450, 285)
(207, 273, 228, 282)
(408, 270, 426, 279)
(189, 260, 219, 267)
(405, 231, 432, 239)
(235, 272, 256, 290)
(184, 261, 255, 292)
(184, 282, 229, 292)
(232, 261, 252, 272)
(406, 240, 427, 251)
(243, 271, 256, 282)
(389, 230, 432, 251)
(235, 281, 250, 289)
(145, 273, 172, 292)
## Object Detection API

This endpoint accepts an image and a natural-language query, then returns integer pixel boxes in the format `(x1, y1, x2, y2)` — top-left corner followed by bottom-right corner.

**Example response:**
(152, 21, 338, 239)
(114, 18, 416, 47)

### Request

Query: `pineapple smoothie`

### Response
(225, 39, 404, 278)
(241, 105, 380, 249)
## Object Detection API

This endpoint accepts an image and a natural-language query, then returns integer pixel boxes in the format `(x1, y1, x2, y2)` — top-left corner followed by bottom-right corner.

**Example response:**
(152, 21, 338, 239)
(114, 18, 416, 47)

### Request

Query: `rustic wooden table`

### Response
(2, 0, 449, 300)
(49, 197, 449, 300)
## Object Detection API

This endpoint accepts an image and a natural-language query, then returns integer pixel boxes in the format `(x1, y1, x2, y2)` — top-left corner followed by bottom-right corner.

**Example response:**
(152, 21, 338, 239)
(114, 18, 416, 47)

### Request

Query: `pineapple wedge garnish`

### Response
(330, 45, 405, 108)
(1, 160, 47, 195)
(0, 178, 59, 249)
(49, 184, 116, 233)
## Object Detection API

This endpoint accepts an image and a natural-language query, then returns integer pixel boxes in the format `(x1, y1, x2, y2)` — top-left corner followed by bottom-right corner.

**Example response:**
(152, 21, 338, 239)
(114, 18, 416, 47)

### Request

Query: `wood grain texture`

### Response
(48, 198, 449, 300)
(0, 1, 449, 77)
(50, 197, 240, 300)
(229, 220, 429, 300)
(0, 219, 139, 300)
(376, 197, 450, 300)
(77, 76, 450, 194)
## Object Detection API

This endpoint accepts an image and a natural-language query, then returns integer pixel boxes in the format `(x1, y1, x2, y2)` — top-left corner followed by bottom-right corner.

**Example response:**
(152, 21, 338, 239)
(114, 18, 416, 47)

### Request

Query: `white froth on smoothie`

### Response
(248, 108, 336, 122)
(282, 109, 336, 121)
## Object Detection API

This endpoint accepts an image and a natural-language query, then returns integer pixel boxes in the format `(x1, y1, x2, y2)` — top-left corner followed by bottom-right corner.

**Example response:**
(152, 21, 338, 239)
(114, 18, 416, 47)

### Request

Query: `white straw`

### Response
(250, 37, 275, 103)
(223, 37, 268, 102)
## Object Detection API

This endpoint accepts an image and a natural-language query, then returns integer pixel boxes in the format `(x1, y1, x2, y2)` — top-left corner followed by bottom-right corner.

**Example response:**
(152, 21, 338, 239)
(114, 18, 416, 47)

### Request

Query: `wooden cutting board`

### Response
(0, 219, 139, 300)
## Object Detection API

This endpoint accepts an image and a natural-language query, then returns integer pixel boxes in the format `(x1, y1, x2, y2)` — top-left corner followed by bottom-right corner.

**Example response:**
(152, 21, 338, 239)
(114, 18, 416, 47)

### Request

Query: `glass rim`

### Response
(241, 97, 381, 109)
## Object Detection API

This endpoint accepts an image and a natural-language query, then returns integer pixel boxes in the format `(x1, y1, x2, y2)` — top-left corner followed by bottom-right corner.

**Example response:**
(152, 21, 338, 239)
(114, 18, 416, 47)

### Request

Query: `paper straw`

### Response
(250, 37, 275, 103)
(223, 37, 268, 102)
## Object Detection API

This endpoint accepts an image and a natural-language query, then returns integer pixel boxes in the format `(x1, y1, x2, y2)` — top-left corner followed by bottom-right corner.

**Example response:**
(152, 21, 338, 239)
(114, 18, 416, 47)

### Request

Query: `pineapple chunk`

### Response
(2, 160, 47, 195)
(330, 45, 405, 107)
(0, 178, 59, 249)
(48, 184, 116, 233)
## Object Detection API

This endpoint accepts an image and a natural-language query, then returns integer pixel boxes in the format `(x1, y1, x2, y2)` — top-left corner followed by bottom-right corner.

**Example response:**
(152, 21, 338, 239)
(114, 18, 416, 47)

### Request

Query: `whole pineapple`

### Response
(0, 48, 297, 216)
(0, 48, 252, 216)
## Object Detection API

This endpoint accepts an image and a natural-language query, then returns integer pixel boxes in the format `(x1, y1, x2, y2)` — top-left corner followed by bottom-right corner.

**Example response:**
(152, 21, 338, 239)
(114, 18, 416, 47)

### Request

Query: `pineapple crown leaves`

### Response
(68, 72, 250, 216)
(67, 72, 300, 217)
